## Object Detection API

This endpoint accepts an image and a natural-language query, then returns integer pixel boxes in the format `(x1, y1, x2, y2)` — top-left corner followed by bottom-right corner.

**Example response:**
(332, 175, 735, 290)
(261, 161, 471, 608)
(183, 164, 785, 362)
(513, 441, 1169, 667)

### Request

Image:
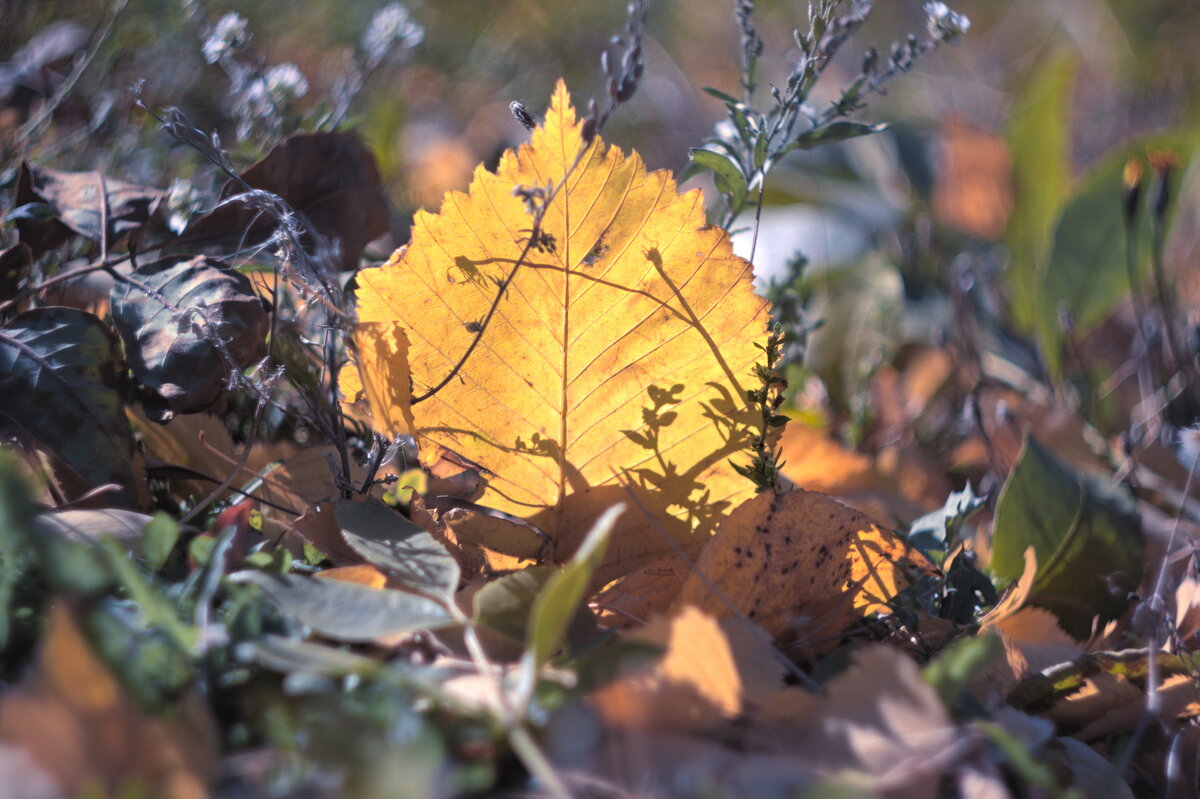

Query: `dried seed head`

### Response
(861, 47, 878, 76)
(1122, 158, 1143, 225)
(509, 101, 536, 131)
(581, 116, 598, 146)
(1178, 424, 1200, 471)
(1148, 148, 1177, 219)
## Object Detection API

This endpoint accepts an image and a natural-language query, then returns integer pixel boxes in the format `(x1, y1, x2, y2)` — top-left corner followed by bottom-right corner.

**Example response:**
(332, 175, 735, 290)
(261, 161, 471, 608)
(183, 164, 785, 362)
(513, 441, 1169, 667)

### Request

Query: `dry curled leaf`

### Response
(187, 132, 389, 272)
(351, 80, 770, 584)
(14, 163, 163, 256)
(672, 489, 936, 646)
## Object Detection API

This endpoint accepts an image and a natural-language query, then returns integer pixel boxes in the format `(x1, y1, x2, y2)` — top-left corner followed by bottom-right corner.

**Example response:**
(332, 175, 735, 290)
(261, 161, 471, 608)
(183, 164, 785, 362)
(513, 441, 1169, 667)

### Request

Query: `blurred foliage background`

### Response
(4, 0, 1200, 438)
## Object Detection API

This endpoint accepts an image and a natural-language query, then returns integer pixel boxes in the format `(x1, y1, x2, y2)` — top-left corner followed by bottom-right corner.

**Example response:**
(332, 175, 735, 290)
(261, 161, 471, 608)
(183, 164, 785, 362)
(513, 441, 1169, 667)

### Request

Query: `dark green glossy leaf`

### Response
(791, 121, 887, 151)
(991, 437, 1142, 638)
(110, 255, 269, 422)
(0, 307, 137, 504)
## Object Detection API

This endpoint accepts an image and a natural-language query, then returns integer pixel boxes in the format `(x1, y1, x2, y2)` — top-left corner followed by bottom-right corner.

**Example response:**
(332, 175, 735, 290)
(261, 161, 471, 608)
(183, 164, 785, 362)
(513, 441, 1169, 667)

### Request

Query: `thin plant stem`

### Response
(1150, 215, 1192, 388)
(748, 178, 766, 267)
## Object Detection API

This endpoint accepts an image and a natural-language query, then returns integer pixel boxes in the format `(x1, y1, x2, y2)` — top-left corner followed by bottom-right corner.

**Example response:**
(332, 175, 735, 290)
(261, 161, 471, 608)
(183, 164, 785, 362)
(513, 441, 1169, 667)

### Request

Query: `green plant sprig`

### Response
(689, 0, 970, 234)
(734, 323, 790, 493)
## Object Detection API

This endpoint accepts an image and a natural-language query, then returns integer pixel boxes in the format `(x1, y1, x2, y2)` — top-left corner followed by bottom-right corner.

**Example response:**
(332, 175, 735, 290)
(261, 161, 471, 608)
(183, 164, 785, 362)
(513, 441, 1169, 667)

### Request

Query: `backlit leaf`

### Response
(340, 322, 415, 438)
(352, 80, 771, 583)
(673, 489, 936, 644)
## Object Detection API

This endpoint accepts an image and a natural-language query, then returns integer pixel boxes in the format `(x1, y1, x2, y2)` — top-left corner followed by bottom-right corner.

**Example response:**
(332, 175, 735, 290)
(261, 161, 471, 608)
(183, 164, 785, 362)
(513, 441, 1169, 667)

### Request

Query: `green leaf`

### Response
(526, 504, 621, 667)
(0, 307, 138, 504)
(1034, 131, 1197, 375)
(1004, 50, 1076, 333)
(85, 603, 195, 710)
(688, 148, 748, 211)
(229, 571, 454, 642)
(472, 566, 557, 644)
(189, 535, 216, 568)
(991, 436, 1142, 638)
(140, 512, 180, 572)
(27, 510, 160, 594)
(923, 632, 1003, 707)
(110, 256, 268, 421)
(100, 538, 199, 653)
(753, 132, 768, 170)
(701, 87, 740, 105)
(908, 482, 986, 558)
(334, 498, 459, 600)
(790, 121, 887, 151)
(235, 634, 383, 678)
(0, 451, 36, 648)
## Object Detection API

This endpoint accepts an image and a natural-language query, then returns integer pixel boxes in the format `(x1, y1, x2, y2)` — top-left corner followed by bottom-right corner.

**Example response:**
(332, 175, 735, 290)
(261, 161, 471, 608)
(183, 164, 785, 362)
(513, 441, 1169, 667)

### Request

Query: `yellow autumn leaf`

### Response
(351, 80, 770, 582)
(340, 321, 415, 439)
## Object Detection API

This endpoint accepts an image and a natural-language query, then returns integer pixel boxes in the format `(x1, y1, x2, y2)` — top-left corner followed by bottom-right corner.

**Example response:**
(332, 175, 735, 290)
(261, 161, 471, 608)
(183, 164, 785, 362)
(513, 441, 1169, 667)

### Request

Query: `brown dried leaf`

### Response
(672, 489, 936, 644)
(14, 163, 163, 256)
(187, 132, 388, 271)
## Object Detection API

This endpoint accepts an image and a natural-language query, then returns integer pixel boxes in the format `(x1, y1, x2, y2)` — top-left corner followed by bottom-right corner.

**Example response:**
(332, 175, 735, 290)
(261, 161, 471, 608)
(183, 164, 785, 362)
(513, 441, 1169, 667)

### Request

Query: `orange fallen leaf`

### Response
(672, 489, 936, 646)
(591, 605, 742, 731)
(351, 79, 770, 583)
(777, 423, 875, 495)
(0, 603, 216, 799)
(934, 116, 1013, 240)
(315, 563, 389, 589)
